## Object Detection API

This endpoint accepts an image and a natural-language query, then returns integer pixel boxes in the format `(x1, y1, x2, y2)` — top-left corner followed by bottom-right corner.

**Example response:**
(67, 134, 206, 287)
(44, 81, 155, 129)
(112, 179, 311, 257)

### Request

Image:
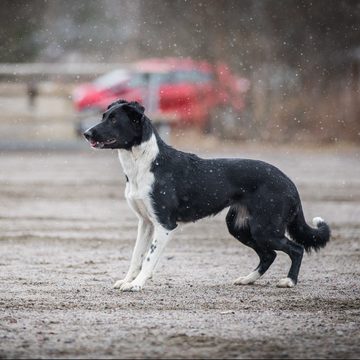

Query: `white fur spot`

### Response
(312, 217, 325, 227)
(234, 270, 261, 285)
(276, 277, 295, 288)
(234, 205, 250, 229)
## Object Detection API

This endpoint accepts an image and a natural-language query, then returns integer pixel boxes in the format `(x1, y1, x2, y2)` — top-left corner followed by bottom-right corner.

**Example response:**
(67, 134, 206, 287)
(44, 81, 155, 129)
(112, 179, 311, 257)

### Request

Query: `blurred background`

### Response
(0, 0, 359, 149)
(1, 2, 360, 358)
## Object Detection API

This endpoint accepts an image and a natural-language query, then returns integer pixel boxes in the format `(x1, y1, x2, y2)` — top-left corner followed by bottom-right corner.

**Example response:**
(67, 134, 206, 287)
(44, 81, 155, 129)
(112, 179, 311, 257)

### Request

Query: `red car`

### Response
(73, 58, 250, 135)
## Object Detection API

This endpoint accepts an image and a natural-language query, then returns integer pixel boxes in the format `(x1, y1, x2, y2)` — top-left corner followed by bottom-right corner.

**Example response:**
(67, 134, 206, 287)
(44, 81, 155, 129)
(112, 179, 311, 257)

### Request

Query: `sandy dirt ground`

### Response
(0, 142, 359, 359)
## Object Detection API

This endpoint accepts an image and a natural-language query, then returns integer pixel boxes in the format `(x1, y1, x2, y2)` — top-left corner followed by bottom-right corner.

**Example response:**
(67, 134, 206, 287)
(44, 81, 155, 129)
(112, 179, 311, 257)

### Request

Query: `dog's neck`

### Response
(117, 129, 159, 182)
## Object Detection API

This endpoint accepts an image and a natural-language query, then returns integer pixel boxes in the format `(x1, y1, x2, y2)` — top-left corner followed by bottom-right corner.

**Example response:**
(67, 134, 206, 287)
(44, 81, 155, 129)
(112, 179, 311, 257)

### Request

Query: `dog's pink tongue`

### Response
(90, 140, 97, 147)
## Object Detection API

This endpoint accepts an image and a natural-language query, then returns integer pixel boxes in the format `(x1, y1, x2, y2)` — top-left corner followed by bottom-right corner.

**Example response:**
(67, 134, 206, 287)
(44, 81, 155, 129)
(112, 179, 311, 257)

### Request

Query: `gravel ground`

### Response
(0, 143, 359, 359)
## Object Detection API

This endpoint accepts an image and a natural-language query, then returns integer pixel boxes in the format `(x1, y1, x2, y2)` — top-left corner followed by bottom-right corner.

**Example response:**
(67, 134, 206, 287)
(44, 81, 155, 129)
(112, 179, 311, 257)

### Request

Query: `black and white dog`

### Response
(84, 99, 330, 292)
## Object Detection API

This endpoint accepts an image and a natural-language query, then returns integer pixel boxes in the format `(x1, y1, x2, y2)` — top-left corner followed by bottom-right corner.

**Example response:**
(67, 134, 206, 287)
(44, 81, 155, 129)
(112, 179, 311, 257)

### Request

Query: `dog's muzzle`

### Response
(83, 129, 116, 148)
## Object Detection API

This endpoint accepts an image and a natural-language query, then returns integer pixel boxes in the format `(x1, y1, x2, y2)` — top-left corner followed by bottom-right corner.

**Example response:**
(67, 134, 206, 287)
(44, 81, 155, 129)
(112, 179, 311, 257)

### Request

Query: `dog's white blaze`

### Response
(234, 270, 261, 285)
(234, 205, 250, 229)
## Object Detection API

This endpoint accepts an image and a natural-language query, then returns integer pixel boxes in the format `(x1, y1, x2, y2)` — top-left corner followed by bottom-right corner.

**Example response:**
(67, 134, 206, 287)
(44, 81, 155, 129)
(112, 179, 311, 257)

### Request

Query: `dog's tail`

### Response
(287, 205, 330, 253)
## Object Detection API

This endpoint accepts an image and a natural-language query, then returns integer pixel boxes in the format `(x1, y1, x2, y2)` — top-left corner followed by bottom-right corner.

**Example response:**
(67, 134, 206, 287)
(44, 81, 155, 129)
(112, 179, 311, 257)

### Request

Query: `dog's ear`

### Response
(122, 101, 145, 124)
(107, 99, 128, 110)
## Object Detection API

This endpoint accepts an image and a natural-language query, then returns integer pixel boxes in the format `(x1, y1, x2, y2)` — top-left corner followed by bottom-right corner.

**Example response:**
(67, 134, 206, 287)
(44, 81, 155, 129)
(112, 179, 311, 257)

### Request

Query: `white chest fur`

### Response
(118, 134, 159, 221)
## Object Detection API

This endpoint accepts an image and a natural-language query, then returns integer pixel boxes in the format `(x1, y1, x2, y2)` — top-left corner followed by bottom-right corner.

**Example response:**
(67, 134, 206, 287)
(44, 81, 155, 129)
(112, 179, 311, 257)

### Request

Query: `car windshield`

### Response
(128, 70, 213, 87)
(171, 70, 213, 83)
(94, 70, 129, 88)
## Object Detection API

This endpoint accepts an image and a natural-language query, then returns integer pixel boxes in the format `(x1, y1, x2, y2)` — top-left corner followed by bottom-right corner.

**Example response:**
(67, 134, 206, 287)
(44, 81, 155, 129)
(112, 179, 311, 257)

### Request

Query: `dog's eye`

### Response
(111, 117, 116, 124)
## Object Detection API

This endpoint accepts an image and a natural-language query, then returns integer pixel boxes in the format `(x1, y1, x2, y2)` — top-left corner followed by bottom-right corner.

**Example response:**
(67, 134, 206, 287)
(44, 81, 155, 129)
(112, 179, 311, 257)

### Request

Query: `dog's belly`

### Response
(175, 198, 231, 223)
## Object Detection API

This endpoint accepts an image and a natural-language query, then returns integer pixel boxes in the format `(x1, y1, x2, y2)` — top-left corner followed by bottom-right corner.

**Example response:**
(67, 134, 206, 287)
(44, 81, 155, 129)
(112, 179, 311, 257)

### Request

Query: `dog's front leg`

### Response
(113, 219, 153, 289)
(120, 225, 174, 292)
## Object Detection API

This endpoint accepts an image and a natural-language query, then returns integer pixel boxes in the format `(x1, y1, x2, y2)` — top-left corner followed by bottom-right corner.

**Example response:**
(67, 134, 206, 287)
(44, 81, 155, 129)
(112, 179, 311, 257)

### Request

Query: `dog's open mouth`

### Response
(89, 138, 116, 148)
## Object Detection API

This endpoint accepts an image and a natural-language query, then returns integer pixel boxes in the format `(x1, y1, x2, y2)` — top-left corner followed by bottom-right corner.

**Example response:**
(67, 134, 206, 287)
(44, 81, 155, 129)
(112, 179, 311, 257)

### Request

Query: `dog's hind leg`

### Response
(113, 219, 154, 289)
(120, 224, 174, 292)
(226, 206, 277, 285)
(234, 247, 277, 285)
(273, 237, 304, 288)
(249, 217, 304, 288)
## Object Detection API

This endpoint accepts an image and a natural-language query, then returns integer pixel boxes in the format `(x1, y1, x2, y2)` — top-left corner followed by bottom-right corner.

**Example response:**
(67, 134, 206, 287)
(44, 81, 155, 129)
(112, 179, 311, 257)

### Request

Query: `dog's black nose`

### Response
(83, 129, 93, 140)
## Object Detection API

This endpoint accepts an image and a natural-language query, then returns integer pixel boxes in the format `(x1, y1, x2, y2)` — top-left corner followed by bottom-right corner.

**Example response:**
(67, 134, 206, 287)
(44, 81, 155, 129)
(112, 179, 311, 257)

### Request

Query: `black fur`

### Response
(84, 100, 331, 286)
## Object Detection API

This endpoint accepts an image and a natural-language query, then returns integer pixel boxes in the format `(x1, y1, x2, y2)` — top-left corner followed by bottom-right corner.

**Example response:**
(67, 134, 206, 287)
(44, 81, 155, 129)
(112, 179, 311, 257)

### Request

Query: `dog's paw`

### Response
(276, 277, 295, 288)
(120, 282, 143, 292)
(234, 271, 260, 285)
(113, 279, 127, 289)
(234, 276, 256, 285)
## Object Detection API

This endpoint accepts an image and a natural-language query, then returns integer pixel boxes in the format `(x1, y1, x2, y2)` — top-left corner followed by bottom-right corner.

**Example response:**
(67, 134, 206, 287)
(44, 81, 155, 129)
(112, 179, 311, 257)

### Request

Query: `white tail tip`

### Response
(313, 217, 325, 227)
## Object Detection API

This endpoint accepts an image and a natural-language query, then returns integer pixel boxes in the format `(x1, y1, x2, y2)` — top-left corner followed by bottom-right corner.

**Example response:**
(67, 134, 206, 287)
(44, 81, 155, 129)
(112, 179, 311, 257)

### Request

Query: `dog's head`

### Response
(83, 100, 146, 150)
